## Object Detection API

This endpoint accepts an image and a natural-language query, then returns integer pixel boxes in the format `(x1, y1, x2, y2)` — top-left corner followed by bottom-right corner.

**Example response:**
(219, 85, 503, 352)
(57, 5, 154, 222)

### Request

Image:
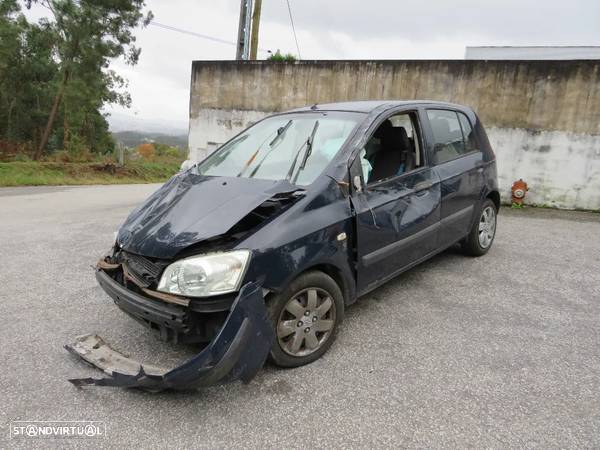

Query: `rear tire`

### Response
(266, 271, 344, 368)
(462, 199, 497, 256)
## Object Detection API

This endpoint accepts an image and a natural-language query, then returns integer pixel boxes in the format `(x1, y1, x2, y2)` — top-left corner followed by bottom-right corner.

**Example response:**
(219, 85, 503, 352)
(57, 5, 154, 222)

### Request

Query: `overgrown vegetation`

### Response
(267, 49, 297, 62)
(0, 142, 186, 186)
(0, 0, 189, 186)
(0, 160, 181, 186)
(0, 0, 152, 161)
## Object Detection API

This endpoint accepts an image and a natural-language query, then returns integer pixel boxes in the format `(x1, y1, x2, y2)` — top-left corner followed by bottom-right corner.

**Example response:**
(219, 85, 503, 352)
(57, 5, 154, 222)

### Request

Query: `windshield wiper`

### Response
(298, 121, 320, 172)
(248, 120, 293, 178)
(269, 120, 293, 147)
(237, 122, 293, 178)
(287, 120, 319, 183)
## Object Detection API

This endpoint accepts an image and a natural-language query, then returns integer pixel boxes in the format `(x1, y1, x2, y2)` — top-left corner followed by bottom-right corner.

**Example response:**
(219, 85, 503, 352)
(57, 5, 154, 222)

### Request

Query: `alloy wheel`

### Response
(478, 205, 496, 249)
(277, 287, 336, 357)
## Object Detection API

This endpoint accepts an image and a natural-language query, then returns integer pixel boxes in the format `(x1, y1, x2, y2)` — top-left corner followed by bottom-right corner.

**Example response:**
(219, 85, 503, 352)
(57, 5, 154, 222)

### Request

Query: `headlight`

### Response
(157, 250, 251, 297)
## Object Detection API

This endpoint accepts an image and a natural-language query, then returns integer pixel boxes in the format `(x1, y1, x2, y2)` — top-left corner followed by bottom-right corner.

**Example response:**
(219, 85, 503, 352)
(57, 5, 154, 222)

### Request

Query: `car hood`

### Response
(117, 171, 302, 259)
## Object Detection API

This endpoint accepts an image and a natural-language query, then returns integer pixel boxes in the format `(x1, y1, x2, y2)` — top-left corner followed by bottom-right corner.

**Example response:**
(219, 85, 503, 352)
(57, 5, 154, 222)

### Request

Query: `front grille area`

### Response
(120, 251, 167, 287)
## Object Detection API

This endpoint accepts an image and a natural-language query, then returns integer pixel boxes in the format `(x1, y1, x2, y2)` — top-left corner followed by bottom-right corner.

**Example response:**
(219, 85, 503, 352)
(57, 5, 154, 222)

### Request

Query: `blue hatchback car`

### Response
(69, 101, 499, 390)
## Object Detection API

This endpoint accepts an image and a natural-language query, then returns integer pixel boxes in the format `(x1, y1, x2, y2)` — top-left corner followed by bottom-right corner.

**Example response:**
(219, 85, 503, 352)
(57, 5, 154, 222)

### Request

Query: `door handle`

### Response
(414, 181, 433, 194)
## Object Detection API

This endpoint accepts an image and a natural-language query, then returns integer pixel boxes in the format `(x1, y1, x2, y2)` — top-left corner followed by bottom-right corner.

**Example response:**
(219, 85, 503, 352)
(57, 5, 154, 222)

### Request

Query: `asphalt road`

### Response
(1, 184, 599, 448)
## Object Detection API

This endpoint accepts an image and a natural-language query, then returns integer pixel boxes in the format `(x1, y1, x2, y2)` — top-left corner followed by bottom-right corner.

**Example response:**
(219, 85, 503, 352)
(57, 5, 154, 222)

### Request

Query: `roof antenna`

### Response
(310, 103, 318, 110)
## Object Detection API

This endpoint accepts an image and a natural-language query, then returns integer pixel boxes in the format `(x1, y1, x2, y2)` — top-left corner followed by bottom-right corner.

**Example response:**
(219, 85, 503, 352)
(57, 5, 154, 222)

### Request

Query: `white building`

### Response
(465, 46, 600, 60)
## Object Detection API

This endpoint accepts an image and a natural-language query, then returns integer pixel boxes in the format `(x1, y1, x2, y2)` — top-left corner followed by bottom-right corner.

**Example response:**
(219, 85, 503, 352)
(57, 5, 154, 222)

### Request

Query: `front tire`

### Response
(266, 271, 344, 367)
(462, 199, 497, 256)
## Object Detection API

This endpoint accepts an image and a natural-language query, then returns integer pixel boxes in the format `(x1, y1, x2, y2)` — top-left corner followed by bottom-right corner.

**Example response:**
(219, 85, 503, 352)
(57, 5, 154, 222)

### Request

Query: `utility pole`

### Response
(249, 0, 262, 60)
(235, 0, 247, 60)
(235, 0, 253, 60)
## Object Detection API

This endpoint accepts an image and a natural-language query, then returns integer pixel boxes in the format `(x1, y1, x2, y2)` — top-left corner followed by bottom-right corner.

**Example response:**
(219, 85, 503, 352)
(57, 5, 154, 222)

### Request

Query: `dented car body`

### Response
(67, 101, 499, 390)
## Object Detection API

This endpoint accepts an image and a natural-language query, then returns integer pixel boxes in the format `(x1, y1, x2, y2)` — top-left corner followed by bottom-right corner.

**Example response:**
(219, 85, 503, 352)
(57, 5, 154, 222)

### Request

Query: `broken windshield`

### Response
(196, 112, 363, 185)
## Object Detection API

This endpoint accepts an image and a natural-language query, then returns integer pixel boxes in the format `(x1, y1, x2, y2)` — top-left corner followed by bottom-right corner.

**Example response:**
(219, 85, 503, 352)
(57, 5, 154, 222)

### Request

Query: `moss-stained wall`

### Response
(190, 60, 600, 135)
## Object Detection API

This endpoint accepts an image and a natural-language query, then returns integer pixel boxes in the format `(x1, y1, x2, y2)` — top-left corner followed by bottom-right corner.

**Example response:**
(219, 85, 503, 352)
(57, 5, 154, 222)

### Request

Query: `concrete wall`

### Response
(189, 60, 600, 210)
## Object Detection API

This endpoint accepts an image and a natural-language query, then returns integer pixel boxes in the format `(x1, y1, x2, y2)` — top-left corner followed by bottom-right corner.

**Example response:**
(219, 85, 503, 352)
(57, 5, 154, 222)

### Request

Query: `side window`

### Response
(457, 112, 477, 152)
(361, 112, 423, 185)
(427, 109, 475, 165)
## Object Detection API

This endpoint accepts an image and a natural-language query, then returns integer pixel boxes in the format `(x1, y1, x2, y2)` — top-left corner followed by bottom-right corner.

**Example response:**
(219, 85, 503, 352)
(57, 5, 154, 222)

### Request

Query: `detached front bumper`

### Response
(65, 282, 275, 391)
(95, 269, 190, 337)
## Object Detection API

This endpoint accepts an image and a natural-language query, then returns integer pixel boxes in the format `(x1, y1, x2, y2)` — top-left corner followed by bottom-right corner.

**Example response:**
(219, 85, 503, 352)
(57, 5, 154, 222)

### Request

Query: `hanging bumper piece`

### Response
(65, 282, 275, 391)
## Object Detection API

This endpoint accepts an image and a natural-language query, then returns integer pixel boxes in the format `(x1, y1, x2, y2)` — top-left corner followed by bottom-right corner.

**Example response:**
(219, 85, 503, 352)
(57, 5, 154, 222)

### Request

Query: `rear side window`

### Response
(427, 109, 477, 164)
(457, 112, 477, 153)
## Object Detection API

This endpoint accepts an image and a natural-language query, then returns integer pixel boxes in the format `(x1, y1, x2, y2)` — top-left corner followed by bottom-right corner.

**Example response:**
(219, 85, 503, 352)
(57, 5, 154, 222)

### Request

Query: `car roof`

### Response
(289, 100, 469, 113)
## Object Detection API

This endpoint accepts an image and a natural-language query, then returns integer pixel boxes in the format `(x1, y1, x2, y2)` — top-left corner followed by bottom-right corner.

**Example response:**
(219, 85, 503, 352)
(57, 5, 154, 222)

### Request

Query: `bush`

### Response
(0, 160, 183, 186)
(155, 143, 184, 159)
(44, 147, 95, 163)
(46, 150, 72, 163)
(137, 143, 156, 160)
(12, 153, 32, 162)
(267, 50, 297, 62)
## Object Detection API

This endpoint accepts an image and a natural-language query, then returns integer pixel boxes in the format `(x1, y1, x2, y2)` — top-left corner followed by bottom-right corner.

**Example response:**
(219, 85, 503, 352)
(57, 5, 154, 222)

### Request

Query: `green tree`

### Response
(28, 0, 152, 159)
(0, 0, 56, 150)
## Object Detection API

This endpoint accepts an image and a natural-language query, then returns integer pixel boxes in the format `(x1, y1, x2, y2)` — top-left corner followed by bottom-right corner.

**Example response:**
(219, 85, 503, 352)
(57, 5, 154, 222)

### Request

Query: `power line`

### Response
(285, 0, 301, 59)
(55, 2, 271, 55)
(149, 21, 270, 54)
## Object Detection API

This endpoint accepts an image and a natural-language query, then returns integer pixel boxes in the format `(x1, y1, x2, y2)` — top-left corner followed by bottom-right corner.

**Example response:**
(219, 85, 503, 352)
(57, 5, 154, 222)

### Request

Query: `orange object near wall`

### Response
(511, 179, 528, 205)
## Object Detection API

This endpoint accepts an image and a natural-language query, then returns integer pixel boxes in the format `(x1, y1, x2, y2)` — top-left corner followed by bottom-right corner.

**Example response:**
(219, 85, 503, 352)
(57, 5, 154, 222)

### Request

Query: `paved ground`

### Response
(0, 184, 599, 449)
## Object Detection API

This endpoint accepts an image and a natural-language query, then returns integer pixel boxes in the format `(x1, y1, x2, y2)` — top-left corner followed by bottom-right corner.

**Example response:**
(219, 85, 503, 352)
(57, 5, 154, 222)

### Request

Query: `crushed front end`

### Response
(66, 249, 275, 390)
(66, 282, 274, 390)
(66, 174, 305, 390)
(94, 249, 238, 344)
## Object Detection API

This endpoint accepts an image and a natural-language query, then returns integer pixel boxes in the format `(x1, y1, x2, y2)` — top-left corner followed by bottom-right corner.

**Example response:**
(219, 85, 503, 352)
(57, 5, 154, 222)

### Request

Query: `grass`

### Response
(0, 160, 183, 187)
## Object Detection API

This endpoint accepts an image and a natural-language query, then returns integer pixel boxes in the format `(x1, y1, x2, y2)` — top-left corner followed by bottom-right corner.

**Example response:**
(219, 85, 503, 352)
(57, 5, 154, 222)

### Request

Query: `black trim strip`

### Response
(361, 222, 441, 268)
(359, 233, 466, 297)
(440, 205, 474, 227)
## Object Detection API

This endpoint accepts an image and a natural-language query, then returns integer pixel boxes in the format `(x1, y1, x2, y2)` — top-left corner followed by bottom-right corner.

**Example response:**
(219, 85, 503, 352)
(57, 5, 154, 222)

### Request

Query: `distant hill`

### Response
(107, 111, 188, 135)
(112, 131, 188, 149)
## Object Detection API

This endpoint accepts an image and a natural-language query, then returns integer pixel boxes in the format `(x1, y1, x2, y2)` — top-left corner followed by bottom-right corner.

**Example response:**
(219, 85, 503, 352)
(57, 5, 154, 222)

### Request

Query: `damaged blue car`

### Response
(67, 100, 499, 390)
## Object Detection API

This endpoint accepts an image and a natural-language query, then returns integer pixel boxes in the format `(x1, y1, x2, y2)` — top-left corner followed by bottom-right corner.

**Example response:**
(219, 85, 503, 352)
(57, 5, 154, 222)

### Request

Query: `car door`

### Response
(423, 108, 484, 248)
(351, 109, 442, 294)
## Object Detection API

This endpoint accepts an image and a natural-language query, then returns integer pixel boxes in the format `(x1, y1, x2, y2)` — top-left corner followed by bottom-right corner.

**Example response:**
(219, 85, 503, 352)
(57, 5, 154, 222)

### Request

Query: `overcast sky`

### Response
(26, 0, 600, 133)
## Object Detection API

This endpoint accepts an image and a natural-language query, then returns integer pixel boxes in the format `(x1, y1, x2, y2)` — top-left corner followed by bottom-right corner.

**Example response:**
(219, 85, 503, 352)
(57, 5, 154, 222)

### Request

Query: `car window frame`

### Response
(424, 107, 482, 166)
(350, 108, 427, 190)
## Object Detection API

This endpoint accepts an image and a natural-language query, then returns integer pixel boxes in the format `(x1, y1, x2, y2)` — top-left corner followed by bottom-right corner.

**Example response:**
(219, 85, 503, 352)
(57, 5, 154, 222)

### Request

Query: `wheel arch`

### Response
(486, 190, 500, 212)
(274, 263, 355, 306)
